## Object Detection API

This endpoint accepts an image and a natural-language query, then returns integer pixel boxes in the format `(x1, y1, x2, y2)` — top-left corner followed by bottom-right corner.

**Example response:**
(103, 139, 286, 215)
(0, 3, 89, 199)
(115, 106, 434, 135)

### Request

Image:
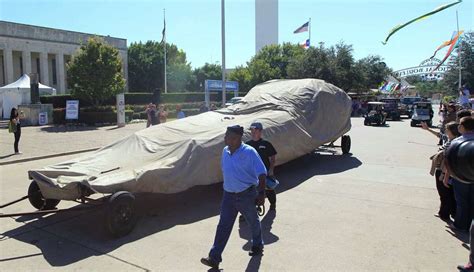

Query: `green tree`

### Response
(442, 31, 474, 94)
(188, 63, 222, 91)
(67, 37, 125, 107)
(354, 55, 392, 90)
(128, 41, 190, 92)
(228, 65, 252, 92)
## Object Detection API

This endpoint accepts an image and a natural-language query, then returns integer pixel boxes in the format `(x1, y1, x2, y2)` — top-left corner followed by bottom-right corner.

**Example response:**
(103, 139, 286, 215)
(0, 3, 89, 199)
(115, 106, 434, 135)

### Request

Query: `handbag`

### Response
(8, 120, 16, 133)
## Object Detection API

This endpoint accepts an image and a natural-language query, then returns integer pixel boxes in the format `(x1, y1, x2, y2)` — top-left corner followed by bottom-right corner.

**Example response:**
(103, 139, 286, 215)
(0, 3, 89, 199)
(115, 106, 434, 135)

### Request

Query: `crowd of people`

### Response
(422, 103, 474, 272)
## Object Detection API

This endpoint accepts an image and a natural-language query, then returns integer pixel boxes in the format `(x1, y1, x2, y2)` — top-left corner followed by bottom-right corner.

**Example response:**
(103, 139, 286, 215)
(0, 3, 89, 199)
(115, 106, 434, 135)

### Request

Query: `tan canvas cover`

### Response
(29, 79, 352, 200)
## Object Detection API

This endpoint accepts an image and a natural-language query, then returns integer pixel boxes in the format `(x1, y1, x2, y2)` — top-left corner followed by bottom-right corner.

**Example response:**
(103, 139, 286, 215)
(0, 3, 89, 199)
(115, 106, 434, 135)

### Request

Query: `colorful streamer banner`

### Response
(430, 30, 464, 59)
(433, 32, 463, 71)
(382, 0, 462, 45)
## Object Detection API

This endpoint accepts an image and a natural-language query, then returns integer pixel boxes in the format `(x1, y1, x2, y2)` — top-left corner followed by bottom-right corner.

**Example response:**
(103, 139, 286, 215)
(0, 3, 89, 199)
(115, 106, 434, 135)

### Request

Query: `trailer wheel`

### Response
(105, 191, 137, 238)
(28, 181, 61, 210)
(341, 135, 351, 154)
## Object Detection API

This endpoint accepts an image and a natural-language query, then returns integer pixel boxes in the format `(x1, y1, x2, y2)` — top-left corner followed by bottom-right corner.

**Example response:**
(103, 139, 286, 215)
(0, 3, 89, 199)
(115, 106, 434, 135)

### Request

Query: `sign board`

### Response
(38, 112, 48, 125)
(205, 80, 239, 91)
(116, 93, 125, 127)
(65, 100, 79, 120)
(393, 58, 451, 80)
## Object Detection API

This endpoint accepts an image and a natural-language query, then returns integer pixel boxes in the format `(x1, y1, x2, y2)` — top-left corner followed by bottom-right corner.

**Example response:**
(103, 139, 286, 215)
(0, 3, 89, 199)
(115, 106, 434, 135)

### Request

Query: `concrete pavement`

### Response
(0, 122, 147, 165)
(0, 117, 469, 271)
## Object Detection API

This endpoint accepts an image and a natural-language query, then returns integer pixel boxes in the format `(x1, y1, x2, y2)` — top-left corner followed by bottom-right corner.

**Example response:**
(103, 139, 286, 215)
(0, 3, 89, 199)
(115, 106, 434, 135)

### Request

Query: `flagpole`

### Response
(221, 0, 226, 106)
(309, 17, 311, 46)
(456, 10, 462, 90)
(164, 8, 168, 94)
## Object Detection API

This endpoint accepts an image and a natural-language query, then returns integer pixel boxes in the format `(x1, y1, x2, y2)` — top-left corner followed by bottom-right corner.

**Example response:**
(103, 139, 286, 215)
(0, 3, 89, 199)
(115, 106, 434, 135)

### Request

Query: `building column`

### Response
(4, 48, 14, 84)
(57, 53, 65, 94)
(22, 50, 32, 76)
(40, 52, 49, 85)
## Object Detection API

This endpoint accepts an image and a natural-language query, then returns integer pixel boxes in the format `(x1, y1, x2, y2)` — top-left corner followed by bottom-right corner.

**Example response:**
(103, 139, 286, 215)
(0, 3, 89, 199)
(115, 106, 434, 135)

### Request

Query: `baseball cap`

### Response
(250, 122, 263, 130)
(226, 125, 244, 136)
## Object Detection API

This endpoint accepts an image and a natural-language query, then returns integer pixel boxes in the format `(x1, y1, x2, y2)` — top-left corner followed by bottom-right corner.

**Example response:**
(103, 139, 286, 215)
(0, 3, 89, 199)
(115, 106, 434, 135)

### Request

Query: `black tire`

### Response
(410, 121, 416, 127)
(28, 181, 61, 210)
(341, 135, 351, 154)
(427, 121, 433, 127)
(105, 191, 137, 238)
(364, 119, 369, 126)
(376, 120, 381, 126)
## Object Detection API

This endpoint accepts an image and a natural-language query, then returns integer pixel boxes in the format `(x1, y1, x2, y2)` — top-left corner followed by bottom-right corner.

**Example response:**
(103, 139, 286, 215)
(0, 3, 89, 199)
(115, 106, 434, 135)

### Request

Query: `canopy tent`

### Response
(0, 74, 56, 119)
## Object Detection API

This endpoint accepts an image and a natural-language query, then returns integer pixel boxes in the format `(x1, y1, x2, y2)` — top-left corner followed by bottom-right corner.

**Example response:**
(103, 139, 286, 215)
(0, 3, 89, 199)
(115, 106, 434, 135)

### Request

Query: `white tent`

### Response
(0, 74, 56, 119)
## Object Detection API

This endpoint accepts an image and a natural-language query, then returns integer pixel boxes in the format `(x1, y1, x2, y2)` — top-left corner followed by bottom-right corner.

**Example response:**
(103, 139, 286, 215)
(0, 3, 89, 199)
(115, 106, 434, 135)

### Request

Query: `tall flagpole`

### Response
(164, 9, 168, 94)
(221, 0, 226, 106)
(456, 10, 462, 90)
(309, 17, 311, 46)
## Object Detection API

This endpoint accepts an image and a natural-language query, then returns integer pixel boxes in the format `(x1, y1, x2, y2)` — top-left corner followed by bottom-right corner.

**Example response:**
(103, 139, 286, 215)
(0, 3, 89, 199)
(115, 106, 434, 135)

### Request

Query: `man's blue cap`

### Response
(250, 122, 263, 130)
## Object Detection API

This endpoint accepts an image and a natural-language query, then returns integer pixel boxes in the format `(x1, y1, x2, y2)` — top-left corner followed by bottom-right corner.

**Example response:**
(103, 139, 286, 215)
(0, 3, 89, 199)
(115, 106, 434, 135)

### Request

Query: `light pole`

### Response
(221, 0, 226, 106)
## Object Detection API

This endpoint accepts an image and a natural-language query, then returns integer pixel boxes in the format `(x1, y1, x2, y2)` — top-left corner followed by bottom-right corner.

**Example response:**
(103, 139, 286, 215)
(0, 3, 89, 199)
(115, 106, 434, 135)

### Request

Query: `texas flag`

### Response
(300, 39, 310, 49)
(293, 21, 309, 33)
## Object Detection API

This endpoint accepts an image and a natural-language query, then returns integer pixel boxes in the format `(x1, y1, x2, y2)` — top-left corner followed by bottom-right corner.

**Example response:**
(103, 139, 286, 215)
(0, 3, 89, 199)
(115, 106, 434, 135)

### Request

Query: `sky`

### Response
(0, 0, 473, 72)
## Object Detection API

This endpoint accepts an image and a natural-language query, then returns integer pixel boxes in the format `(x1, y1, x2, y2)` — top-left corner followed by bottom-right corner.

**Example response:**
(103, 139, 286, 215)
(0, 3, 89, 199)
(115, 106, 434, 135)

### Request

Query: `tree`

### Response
(188, 63, 222, 91)
(354, 55, 392, 90)
(128, 41, 190, 92)
(442, 31, 474, 94)
(228, 66, 252, 92)
(67, 37, 125, 107)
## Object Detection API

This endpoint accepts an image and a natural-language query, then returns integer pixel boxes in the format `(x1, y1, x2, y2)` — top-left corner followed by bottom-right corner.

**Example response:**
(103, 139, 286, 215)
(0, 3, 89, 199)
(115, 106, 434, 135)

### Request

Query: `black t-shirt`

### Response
(246, 139, 277, 171)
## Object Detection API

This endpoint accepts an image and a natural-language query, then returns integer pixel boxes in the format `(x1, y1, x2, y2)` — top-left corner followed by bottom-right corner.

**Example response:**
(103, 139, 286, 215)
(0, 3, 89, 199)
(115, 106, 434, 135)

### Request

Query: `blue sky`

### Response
(1, 0, 472, 71)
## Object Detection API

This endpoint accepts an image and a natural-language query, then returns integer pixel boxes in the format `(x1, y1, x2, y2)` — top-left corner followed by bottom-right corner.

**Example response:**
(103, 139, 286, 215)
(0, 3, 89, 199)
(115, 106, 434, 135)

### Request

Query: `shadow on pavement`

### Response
(39, 126, 98, 133)
(2, 151, 362, 267)
(0, 153, 16, 160)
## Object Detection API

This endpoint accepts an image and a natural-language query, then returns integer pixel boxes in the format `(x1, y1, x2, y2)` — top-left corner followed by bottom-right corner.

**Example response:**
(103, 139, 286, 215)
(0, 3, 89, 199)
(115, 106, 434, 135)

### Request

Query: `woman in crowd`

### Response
(159, 104, 168, 123)
(9, 108, 22, 155)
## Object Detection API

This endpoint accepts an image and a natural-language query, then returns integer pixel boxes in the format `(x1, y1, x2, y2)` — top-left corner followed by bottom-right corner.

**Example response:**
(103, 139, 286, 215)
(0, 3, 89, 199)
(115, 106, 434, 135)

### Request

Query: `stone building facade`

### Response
(0, 21, 128, 94)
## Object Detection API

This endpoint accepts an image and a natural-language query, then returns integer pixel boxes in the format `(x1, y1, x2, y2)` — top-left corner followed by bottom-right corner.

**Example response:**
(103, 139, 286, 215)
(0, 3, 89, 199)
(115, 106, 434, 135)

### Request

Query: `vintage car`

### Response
(364, 102, 387, 126)
(20, 78, 352, 237)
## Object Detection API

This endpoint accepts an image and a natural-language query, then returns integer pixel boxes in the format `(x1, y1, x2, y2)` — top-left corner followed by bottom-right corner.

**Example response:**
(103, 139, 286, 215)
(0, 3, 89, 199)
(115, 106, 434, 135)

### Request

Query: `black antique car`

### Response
(379, 98, 401, 121)
(364, 102, 387, 126)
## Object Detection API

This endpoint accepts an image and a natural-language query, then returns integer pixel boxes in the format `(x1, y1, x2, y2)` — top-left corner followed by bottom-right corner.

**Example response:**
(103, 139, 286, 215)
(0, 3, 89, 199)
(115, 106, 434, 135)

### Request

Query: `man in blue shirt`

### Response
(201, 125, 267, 270)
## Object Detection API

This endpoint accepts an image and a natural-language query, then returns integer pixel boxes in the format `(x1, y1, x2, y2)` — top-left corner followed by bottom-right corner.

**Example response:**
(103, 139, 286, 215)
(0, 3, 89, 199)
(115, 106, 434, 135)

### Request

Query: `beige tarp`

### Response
(29, 79, 352, 200)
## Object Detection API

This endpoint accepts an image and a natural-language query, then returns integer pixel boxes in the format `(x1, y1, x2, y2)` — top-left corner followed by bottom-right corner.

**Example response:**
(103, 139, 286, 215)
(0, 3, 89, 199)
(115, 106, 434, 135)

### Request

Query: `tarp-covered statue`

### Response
(0, 74, 56, 119)
(29, 78, 352, 201)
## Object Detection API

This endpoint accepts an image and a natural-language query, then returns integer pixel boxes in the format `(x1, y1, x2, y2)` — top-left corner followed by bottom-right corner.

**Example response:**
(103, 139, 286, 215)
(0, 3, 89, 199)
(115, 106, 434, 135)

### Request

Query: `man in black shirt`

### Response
(246, 122, 278, 210)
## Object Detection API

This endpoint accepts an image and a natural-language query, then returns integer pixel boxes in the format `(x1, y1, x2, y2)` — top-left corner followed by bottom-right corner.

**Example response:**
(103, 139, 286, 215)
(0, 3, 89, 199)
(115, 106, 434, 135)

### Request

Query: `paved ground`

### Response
(0, 122, 147, 165)
(0, 116, 470, 271)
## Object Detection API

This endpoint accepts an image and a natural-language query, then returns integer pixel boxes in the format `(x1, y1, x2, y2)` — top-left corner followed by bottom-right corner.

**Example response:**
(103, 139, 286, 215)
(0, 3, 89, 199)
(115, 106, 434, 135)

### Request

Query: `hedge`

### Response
(53, 108, 133, 125)
(41, 92, 247, 108)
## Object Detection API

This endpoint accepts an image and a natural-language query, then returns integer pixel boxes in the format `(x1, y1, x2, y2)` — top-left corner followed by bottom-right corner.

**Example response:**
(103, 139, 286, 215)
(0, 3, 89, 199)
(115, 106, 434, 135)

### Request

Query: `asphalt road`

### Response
(0, 117, 469, 271)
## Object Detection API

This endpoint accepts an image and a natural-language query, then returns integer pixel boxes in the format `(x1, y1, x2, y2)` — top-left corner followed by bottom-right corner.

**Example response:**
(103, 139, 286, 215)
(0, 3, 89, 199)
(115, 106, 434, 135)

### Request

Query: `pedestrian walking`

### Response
(246, 122, 278, 210)
(8, 108, 22, 154)
(201, 125, 267, 270)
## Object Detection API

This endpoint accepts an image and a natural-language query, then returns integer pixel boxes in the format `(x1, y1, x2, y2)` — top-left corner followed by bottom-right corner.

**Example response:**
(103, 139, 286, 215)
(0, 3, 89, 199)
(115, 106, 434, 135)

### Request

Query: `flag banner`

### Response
(382, 0, 462, 45)
(433, 32, 463, 71)
(430, 30, 464, 59)
(294, 21, 309, 33)
(161, 17, 166, 44)
(300, 39, 310, 49)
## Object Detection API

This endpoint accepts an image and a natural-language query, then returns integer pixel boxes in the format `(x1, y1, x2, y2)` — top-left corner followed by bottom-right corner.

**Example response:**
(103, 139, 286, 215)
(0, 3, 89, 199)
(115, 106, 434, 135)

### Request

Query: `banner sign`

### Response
(65, 100, 79, 120)
(393, 58, 451, 80)
(205, 80, 239, 92)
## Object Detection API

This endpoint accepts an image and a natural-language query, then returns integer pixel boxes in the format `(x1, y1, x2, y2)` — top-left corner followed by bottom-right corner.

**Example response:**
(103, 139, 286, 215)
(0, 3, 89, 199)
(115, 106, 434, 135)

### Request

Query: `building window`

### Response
(52, 58, 57, 85)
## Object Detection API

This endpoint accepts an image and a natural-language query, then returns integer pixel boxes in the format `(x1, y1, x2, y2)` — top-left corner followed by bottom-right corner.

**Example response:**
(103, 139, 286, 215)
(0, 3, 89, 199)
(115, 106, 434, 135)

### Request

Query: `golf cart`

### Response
(379, 98, 401, 121)
(364, 102, 387, 126)
(401, 96, 422, 118)
(410, 101, 434, 127)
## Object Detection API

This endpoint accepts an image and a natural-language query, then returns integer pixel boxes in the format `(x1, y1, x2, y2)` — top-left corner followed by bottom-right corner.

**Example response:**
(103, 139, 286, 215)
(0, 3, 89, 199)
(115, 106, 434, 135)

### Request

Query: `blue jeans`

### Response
(209, 186, 263, 263)
(452, 178, 474, 231)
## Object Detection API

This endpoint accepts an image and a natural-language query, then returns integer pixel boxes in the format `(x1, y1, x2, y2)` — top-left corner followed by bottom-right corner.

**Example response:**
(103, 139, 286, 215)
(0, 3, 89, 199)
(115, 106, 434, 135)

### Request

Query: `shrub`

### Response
(52, 108, 133, 125)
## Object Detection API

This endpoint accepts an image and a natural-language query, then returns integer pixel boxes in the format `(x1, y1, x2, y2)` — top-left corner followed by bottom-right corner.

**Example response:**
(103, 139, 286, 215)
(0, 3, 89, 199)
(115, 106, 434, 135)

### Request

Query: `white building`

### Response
(0, 21, 128, 94)
(255, 0, 278, 53)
